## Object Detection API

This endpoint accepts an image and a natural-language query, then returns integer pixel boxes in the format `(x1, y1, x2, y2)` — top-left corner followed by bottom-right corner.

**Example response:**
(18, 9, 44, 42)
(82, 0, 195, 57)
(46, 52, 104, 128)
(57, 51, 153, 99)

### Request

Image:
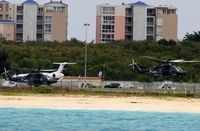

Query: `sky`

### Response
(14, 0, 200, 42)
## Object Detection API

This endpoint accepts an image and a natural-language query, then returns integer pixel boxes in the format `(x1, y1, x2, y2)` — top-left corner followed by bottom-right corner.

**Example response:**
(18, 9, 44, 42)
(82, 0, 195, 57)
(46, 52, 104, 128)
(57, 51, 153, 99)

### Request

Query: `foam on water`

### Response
(0, 108, 200, 131)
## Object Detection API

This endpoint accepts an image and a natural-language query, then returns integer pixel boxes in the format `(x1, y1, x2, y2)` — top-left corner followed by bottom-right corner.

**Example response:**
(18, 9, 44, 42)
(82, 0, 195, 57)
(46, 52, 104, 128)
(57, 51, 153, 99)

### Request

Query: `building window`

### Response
(17, 6, 23, 14)
(37, 34, 43, 38)
(38, 8, 44, 14)
(101, 25, 114, 33)
(157, 18, 163, 26)
(147, 18, 154, 25)
(147, 9, 155, 16)
(125, 26, 132, 33)
(147, 36, 154, 40)
(0, 5, 2, 11)
(147, 27, 154, 34)
(101, 6, 115, 14)
(126, 8, 132, 16)
(102, 16, 115, 24)
(157, 27, 163, 35)
(44, 16, 51, 23)
(46, 6, 56, 12)
(101, 34, 114, 42)
(57, 7, 65, 12)
(125, 17, 132, 25)
(44, 24, 51, 32)
(44, 16, 52, 33)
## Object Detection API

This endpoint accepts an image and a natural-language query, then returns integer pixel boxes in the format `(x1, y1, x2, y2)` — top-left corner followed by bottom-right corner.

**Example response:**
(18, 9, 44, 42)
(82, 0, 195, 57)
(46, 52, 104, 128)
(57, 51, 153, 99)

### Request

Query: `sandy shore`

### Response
(0, 95, 200, 113)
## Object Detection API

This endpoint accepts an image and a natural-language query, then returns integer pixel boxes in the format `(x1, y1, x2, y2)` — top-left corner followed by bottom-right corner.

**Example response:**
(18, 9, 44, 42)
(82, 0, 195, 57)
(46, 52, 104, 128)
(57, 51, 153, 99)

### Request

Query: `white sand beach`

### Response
(0, 95, 200, 113)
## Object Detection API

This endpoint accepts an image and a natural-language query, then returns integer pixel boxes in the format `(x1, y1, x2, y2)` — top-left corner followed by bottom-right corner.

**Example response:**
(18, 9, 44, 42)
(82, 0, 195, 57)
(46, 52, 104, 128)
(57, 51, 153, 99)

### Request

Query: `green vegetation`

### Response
(184, 31, 200, 42)
(0, 86, 198, 98)
(32, 86, 55, 94)
(0, 39, 200, 82)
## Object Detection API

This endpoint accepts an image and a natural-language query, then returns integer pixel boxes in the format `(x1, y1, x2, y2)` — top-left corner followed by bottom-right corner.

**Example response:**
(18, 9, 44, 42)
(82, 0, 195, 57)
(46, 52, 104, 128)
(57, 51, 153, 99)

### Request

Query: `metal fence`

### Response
(1, 79, 200, 96)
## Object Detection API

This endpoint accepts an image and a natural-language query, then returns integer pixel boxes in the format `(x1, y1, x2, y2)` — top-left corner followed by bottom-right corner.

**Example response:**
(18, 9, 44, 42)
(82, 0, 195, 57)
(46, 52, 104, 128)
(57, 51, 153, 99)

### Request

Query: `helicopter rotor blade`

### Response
(142, 56, 166, 62)
(171, 60, 199, 63)
(169, 59, 184, 63)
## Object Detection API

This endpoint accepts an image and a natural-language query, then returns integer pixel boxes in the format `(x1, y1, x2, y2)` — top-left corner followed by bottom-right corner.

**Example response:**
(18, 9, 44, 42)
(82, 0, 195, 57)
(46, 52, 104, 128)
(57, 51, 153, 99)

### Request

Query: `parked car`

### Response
(119, 83, 134, 88)
(104, 83, 120, 88)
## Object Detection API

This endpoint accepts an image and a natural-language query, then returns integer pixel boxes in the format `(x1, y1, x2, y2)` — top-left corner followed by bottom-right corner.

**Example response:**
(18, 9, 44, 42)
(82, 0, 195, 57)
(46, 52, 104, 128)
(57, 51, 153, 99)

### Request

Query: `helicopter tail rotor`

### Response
(129, 58, 143, 73)
(129, 58, 135, 70)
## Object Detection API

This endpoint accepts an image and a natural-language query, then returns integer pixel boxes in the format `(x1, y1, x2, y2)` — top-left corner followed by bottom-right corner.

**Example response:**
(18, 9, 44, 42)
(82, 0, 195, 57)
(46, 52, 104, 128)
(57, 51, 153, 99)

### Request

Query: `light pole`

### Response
(84, 23, 90, 87)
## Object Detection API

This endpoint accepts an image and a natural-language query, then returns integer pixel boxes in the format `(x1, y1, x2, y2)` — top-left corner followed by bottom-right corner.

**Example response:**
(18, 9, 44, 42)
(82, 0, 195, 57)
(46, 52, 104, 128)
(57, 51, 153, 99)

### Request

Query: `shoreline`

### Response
(0, 95, 200, 113)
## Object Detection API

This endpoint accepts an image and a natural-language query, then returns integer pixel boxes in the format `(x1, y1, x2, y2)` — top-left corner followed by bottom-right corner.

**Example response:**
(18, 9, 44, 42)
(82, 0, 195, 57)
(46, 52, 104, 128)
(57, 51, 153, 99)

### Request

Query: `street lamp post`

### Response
(84, 23, 90, 87)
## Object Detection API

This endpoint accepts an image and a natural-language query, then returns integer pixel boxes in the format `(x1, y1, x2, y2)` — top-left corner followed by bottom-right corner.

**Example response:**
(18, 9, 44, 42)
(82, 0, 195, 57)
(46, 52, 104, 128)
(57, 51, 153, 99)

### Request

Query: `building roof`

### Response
(0, 0, 9, 4)
(23, 0, 37, 5)
(0, 20, 15, 23)
(44, 0, 68, 6)
(129, 1, 148, 6)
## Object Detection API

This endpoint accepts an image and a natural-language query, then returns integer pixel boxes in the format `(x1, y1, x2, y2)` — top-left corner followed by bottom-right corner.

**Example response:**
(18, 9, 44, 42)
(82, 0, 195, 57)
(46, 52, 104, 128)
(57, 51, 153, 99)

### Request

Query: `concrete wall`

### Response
(163, 14, 178, 41)
(23, 4, 37, 41)
(114, 16, 125, 40)
(96, 16, 101, 43)
(132, 6, 147, 40)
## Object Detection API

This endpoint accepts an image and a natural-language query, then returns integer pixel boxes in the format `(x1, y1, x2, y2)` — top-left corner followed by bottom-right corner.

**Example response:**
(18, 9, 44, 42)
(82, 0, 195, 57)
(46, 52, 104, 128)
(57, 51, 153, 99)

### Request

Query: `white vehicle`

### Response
(119, 83, 134, 88)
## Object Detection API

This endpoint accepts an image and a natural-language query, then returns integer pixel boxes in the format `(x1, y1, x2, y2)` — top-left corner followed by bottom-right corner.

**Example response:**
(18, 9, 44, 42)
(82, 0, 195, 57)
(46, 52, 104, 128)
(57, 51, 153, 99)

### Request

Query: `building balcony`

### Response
(147, 13, 155, 16)
(125, 13, 132, 17)
(37, 12, 43, 15)
(125, 22, 132, 26)
(16, 37, 22, 41)
(16, 29, 23, 33)
(37, 20, 43, 25)
(147, 22, 154, 26)
(16, 20, 23, 23)
(17, 11, 23, 14)
(147, 31, 154, 35)
(125, 31, 132, 35)
(37, 29, 43, 33)
(37, 38, 43, 42)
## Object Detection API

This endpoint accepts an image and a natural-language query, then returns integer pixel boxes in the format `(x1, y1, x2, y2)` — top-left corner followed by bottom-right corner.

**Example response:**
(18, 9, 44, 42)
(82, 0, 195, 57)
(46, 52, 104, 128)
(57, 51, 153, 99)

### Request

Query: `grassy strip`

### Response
(0, 86, 199, 98)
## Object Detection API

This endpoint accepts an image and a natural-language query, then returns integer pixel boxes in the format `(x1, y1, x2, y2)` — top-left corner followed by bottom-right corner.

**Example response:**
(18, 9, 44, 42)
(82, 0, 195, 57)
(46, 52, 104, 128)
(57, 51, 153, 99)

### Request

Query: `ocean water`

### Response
(0, 108, 200, 131)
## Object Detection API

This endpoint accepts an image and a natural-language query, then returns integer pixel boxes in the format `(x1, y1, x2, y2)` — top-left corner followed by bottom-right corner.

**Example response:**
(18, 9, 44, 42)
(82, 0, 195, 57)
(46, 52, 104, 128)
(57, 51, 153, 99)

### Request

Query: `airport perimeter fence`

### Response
(53, 80, 200, 96)
(1, 79, 200, 96)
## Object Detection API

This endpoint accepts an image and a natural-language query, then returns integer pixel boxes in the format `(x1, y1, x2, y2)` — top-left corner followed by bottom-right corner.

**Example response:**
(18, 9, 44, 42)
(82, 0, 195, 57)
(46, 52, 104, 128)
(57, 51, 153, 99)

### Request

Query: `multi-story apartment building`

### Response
(0, 0, 15, 41)
(96, 1, 178, 43)
(0, 0, 68, 42)
(44, 1, 68, 42)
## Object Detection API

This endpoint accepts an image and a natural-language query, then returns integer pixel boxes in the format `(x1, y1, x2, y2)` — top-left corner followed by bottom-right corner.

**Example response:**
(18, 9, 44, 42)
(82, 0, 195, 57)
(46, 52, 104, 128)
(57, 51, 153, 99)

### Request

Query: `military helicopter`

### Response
(2, 68, 57, 86)
(129, 56, 199, 79)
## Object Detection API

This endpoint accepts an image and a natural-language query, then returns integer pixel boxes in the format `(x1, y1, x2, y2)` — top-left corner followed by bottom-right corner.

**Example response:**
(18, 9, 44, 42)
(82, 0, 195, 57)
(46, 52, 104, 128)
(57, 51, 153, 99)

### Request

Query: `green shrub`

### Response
(32, 86, 55, 94)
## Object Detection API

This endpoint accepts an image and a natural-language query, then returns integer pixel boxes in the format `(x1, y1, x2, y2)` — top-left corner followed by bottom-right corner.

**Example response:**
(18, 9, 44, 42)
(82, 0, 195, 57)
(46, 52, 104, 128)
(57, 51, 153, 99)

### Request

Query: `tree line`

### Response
(0, 32, 200, 82)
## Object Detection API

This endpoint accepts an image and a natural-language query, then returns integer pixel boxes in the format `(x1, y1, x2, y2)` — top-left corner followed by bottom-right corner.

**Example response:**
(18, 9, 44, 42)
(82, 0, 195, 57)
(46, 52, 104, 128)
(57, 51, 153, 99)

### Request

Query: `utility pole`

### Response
(84, 23, 90, 87)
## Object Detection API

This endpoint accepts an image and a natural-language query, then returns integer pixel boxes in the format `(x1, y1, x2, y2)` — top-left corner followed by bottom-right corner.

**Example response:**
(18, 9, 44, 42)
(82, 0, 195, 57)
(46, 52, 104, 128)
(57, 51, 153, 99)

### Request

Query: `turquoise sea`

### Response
(0, 108, 200, 131)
